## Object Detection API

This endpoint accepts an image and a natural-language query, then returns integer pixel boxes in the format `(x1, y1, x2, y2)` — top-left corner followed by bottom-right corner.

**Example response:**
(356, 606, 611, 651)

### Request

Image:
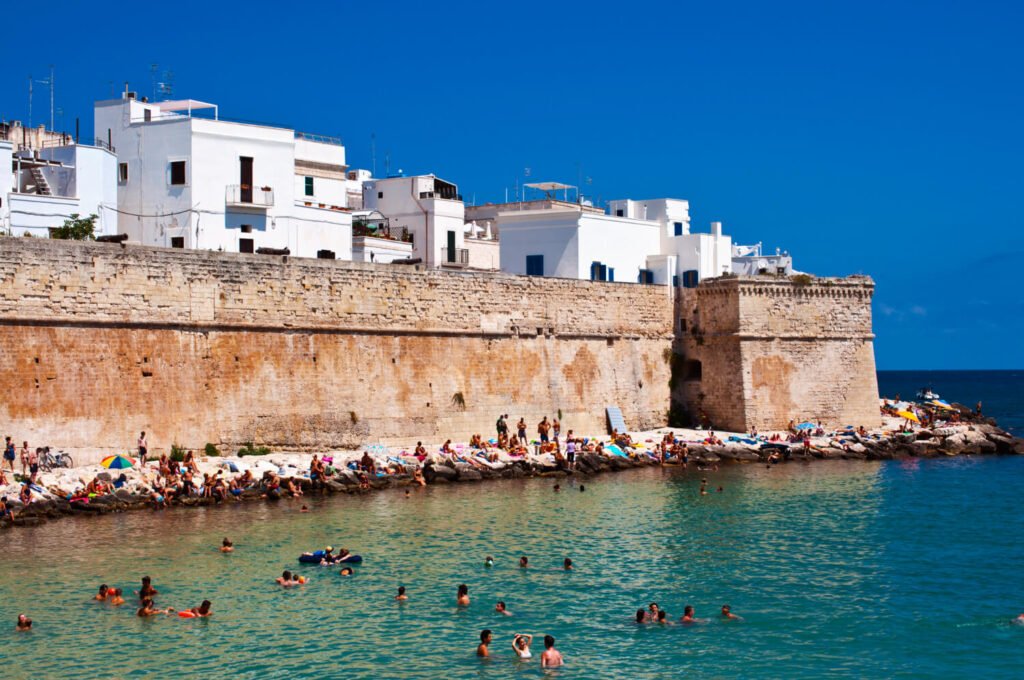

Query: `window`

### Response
(608, 267, 615, 282)
(304, 176, 314, 196)
(673, 275, 680, 288)
(170, 237, 184, 249)
(118, 163, 129, 183)
(377, 191, 383, 199)
(526, 255, 544, 276)
(239, 238, 254, 253)
(170, 160, 187, 186)
(590, 261, 608, 281)
(144, 109, 152, 122)
(673, 221, 683, 236)
(682, 270, 699, 288)
(241, 224, 253, 234)
(638, 269, 654, 284)
(615, 209, 624, 217)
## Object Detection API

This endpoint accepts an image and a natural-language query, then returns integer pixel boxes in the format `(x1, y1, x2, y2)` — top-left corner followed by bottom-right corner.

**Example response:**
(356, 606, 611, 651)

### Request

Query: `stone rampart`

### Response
(673, 276, 880, 431)
(0, 238, 673, 452)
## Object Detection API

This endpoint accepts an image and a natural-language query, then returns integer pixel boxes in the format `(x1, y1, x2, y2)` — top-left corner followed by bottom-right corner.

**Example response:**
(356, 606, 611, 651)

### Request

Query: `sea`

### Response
(0, 370, 1021, 679)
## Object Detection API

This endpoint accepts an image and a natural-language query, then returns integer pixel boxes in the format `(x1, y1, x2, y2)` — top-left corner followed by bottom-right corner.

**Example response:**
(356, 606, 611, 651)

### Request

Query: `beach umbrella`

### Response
(896, 410, 920, 423)
(931, 400, 956, 411)
(100, 454, 135, 469)
(796, 422, 816, 431)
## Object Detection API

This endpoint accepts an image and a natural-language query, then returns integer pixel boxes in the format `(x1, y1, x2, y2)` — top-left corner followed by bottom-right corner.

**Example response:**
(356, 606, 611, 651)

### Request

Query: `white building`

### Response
(732, 242, 794, 276)
(362, 174, 468, 268)
(1, 121, 117, 237)
(350, 209, 414, 263)
(94, 93, 353, 259)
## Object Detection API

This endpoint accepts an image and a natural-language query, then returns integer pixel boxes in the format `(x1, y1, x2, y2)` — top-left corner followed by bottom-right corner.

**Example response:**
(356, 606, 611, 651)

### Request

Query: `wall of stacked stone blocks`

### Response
(0, 239, 675, 452)
(673, 276, 880, 433)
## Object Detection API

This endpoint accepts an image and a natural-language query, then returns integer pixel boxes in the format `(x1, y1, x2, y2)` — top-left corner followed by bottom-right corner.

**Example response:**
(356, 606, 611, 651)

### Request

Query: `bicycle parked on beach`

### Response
(38, 447, 74, 471)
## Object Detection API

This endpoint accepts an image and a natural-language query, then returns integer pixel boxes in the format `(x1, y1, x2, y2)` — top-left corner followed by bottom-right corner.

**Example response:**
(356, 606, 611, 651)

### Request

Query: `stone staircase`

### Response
(29, 167, 52, 196)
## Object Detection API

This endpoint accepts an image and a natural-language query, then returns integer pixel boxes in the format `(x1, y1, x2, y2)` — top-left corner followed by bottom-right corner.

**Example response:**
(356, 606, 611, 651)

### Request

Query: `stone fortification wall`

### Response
(0, 238, 673, 453)
(673, 276, 880, 432)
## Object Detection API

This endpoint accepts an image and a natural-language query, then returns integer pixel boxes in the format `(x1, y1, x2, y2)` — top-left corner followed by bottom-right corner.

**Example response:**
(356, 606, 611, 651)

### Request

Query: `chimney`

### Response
(711, 221, 722, 236)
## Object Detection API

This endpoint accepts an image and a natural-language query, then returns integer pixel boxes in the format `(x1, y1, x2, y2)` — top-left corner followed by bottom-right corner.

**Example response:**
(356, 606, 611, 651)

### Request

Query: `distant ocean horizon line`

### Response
(877, 368, 1023, 373)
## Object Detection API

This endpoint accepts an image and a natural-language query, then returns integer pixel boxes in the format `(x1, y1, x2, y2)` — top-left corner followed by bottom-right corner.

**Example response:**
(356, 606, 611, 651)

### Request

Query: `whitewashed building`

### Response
(94, 93, 354, 259)
(1, 121, 117, 237)
(361, 174, 469, 268)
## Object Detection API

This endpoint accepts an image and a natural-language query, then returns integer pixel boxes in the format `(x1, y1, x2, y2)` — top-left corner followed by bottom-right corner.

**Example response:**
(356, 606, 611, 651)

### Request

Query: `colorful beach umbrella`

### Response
(896, 410, 920, 423)
(100, 455, 135, 469)
(795, 422, 816, 431)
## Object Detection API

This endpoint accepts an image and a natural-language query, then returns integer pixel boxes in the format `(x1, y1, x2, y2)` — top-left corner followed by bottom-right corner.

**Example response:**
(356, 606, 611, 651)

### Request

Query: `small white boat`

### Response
(917, 387, 941, 401)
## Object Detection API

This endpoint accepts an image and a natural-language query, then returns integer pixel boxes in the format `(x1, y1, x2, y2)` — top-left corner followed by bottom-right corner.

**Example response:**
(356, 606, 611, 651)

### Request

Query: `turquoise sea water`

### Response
(2, 456, 1024, 679)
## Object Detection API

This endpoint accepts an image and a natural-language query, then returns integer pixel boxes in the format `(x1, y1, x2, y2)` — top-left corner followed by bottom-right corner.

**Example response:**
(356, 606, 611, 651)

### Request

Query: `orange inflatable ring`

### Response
(178, 611, 197, 618)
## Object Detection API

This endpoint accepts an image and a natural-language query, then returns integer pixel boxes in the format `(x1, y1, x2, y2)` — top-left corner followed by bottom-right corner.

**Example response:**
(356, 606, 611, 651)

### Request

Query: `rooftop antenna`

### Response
(150, 64, 159, 101)
(371, 132, 376, 177)
(385, 150, 390, 177)
(157, 70, 174, 100)
(27, 75, 32, 127)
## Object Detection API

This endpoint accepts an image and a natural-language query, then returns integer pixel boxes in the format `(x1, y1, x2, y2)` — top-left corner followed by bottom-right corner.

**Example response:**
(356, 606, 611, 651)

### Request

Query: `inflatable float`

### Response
(298, 551, 363, 564)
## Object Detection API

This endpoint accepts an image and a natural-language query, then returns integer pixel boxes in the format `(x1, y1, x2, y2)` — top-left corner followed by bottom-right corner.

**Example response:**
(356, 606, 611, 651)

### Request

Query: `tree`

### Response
(51, 213, 97, 240)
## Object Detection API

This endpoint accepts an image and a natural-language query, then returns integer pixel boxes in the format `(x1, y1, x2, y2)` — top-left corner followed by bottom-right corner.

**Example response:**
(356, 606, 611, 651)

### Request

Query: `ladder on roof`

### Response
(606, 406, 627, 434)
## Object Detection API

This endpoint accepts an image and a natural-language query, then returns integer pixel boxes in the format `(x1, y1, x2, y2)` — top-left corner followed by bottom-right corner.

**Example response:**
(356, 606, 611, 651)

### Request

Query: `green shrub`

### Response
(790, 273, 813, 286)
(170, 443, 186, 462)
(237, 442, 271, 457)
(204, 442, 221, 457)
(51, 213, 97, 240)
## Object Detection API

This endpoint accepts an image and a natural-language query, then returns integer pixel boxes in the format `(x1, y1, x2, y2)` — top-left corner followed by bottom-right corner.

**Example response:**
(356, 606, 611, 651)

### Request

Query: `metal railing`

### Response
(441, 247, 469, 266)
(226, 185, 274, 207)
(419, 191, 463, 201)
(295, 131, 343, 146)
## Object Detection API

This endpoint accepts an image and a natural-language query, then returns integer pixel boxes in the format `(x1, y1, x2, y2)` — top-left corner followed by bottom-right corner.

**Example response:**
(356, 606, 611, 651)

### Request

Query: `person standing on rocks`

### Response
(138, 431, 148, 465)
(3, 437, 15, 474)
(517, 418, 527, 442)
(538, 417, 551, 444)
(496, 414, 508, 439)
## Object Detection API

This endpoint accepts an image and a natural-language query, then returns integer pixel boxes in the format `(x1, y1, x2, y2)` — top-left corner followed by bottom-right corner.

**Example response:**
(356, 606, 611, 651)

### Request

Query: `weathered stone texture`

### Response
(674, 276, 880, 432)
(0, 239, 672, 451)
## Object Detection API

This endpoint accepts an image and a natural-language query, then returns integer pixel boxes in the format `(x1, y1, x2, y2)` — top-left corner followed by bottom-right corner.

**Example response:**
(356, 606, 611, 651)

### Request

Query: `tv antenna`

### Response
(158, 71, 174, 99)
(29, 66, 55, 130)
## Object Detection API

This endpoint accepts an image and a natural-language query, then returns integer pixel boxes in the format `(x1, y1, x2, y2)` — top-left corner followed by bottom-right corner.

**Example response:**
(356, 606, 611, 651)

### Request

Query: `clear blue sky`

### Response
(3, 0, 1021, 369)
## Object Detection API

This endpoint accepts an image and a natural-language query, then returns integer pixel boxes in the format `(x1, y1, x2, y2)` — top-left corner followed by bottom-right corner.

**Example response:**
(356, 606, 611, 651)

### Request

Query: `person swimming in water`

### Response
(276, 571, 294, 587)
(221, 538, 234, 553)
(395, 586, 408, 601)
(540, 635, 564, 668)
(656, 610, 672, 625)
(15, 614, 32, 631)
(136, 598, 172, 617)
(635, 609, 647, 624)
(495, 601, 511, 616)
(563, 558, 573, 570)
(477, 629, 492, 657)
(646, 602, 660, 622)
(137, 576, 158, 602)
(519, 556, 529, 568)
(512, 633, 533, 659)
(457, 584, 470, 606)
(680, 605, 700, 624)
(340, 567, 354, 576)
(108, 588, 125, 606)
(184, 600, 213, 618)
(721, 604, 742, 620)
(484, 556, 494, 568)
(94, 584, 109, 601)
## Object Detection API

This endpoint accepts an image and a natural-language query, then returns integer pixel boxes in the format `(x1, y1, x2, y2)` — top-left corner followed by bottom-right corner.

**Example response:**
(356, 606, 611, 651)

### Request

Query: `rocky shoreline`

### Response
(2, 420, 1021, 531)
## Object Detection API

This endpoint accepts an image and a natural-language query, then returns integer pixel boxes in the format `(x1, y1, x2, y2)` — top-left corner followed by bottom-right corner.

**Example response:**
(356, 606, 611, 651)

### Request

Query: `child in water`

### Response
(221, 538, 234, 553)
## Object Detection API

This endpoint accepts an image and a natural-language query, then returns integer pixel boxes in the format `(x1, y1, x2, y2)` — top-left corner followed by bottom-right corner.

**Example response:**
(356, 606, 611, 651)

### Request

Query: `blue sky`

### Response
(2, 0, 1021, 369)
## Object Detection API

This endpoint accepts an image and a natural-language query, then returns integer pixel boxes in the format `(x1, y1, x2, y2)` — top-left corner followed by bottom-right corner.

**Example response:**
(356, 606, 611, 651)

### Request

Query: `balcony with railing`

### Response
(441, 247, 469, 267)
(226, 185, 274, 209)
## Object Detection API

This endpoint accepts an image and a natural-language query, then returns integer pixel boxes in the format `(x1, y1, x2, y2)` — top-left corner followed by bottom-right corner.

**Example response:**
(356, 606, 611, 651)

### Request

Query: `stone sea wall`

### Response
(0, 238, 673, 452)
(674, 276, 880, 432)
